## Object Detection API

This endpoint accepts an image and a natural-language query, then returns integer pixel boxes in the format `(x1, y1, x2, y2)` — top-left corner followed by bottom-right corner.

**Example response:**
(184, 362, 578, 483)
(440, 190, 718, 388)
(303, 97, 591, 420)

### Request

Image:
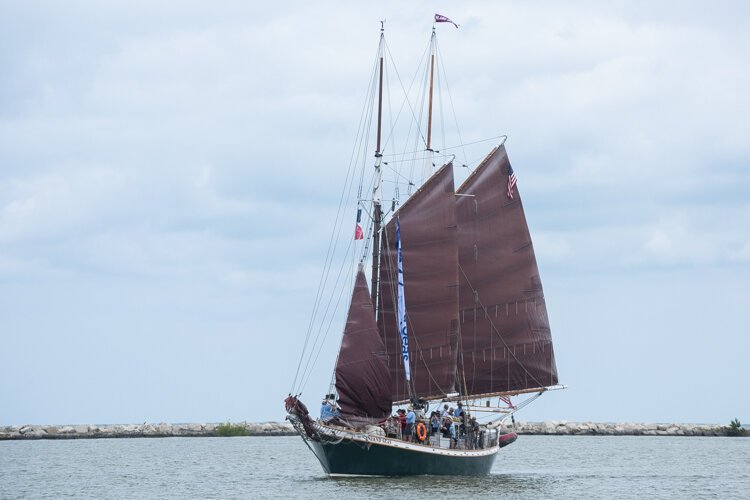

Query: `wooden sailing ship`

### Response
(286, 16, 562, 476)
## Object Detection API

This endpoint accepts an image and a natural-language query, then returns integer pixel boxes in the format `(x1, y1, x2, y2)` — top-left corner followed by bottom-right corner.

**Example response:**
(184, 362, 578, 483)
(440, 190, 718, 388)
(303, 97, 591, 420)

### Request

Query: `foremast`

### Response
(370, 23, 385, 311)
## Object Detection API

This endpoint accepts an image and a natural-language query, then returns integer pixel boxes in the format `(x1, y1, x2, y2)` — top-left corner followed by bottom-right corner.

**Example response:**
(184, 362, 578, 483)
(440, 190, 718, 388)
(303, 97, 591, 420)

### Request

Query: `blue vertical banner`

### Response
(396, 218, 411, 381)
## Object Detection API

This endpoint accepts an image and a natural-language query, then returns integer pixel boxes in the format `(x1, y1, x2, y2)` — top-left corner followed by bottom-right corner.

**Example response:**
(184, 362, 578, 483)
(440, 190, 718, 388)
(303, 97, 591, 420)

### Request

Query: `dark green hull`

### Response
(309, 437, 498, 476)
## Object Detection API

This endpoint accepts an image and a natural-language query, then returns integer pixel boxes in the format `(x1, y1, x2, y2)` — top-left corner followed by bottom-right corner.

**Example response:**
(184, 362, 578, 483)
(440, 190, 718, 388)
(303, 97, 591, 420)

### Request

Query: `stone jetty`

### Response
(0, 421, 739, 440)
(0, 422, 295, 440)
(508, 421, 733, 437)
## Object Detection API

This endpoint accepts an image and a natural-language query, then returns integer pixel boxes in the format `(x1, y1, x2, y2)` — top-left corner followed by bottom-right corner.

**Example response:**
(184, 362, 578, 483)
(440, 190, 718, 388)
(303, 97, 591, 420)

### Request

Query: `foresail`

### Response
(378, 163, 459, 402)
(335, 268, 392, 419)
(455, 145, 558, 396)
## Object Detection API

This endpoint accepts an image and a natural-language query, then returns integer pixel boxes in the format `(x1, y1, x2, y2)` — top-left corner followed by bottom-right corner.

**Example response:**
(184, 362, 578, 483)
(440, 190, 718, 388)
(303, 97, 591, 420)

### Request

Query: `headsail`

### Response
(335, 267, 392, 419)
(378, 163, 460, 402)
(455, 145, 558, 396)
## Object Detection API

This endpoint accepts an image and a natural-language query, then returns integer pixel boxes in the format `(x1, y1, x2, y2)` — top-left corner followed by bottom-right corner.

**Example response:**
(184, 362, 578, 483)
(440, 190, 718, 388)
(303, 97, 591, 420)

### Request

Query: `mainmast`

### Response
(423, 27, 437, 181)
(370, 24, 385, 311)
(426, 27, 436, 153)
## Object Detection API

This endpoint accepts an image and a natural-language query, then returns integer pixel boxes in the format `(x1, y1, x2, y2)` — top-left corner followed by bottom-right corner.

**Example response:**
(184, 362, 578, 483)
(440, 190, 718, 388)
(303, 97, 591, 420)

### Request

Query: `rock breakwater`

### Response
(0, 422, 295, 440)
(509, 421, 731, 437)
(0, 421, 738, 440)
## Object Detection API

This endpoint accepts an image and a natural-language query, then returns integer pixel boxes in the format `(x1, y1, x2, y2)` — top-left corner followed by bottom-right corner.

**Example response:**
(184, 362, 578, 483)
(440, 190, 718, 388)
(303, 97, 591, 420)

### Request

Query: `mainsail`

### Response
(378, 163, 460, 402)
(455, 145, 558, 396)
(334, 267, 392, 419)
(336, 146, 557, 414)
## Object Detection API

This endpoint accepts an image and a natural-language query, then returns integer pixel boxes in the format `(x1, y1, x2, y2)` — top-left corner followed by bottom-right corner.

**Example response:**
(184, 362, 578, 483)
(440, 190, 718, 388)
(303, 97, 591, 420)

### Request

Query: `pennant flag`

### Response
(354, 208, 364, 240)
(434, 13, 459, 28)
(507, 164, 518, 199)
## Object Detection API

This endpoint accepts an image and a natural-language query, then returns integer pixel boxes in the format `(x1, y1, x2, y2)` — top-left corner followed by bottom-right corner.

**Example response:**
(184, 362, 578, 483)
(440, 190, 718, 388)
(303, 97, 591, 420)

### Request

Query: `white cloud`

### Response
(1, 1, 749, 425)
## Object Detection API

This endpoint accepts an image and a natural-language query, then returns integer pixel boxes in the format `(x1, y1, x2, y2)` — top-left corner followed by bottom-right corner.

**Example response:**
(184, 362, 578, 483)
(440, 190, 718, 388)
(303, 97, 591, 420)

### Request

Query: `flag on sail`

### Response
(499, 395, 516, 409)
(395, 218, 411, 381)
(354, 208, 364, 240)
(507, 164, 518, 199)
(434, 13, 459, 28)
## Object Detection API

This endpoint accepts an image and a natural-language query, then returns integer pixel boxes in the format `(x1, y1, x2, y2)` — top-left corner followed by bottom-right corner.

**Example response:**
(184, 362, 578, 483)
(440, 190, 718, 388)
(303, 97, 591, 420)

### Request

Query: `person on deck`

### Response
(455, 402, 465, 419)
(441, 408, 454, 438)
(430, 411, 440, 437)
(396, 409, 407, 439)
(449, 414, 458, 449)
(470, 416, 480, 449)
(441, 403, 450, 419)
(455, 402, 466, 439)
(320, 395, 340, 423)
(405, 406, 416, 442)
(385, 416, 399, 437)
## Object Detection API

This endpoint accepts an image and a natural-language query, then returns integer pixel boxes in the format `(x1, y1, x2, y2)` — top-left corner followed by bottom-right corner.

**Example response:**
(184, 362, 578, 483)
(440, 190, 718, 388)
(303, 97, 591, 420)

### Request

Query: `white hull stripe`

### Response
(317, 426, 500, 458)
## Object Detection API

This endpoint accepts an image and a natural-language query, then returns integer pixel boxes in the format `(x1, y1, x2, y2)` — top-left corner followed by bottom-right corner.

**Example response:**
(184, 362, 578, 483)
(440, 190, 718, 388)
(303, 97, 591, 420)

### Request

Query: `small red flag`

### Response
(354, 208, 364, 240)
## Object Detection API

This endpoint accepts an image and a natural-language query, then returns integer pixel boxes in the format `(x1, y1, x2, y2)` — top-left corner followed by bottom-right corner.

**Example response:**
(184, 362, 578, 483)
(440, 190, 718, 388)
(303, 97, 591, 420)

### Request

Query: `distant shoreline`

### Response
(1, 421, 744, 440)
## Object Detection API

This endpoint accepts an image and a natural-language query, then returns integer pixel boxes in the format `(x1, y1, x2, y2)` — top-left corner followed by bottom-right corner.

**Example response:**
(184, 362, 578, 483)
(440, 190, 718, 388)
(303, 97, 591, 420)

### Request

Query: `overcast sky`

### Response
(2, 1, 748, 426)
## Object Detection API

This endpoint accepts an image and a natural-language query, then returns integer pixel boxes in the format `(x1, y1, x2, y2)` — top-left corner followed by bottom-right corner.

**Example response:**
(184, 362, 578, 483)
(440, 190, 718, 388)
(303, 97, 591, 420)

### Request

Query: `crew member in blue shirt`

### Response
(455, 401, 465, 419)
(320, 395, 340, 423)
(405, 406, 416, 442)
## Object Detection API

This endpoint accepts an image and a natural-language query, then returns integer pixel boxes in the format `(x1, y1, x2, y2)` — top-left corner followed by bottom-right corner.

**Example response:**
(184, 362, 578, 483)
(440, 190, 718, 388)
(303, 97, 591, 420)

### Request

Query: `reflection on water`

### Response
(321, 473, 552, 498)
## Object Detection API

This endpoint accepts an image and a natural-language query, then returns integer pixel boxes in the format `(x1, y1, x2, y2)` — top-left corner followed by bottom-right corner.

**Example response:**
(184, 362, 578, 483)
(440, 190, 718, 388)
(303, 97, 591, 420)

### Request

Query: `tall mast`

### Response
(426, 27, 436, 152)
(423, 27, 437, 181)
(370, 24, 385, 310)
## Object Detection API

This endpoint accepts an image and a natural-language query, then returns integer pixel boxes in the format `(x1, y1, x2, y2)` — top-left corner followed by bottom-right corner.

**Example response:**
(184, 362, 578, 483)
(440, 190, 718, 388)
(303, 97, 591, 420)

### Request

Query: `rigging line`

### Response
(455, 320, 472, 414)
(296, 133, 365, 394)
(382, 153, 455, 166)
(294, 32, 385, 394)
(381, 36, 431, 193)
(434, 35, 446, 159)
(457, 263, 547, 390)
(378, 135, 506, 159)
(383, 162, 417, 186)
(302, 256, 357, 395)
(329, 196, 368, 394)
(383, 38, 430, 156)
(298, 238, 357, 394)
(434, 36, 468, 169)
(440, 135, 508, 152)
(411, 44, 432, 187)
(376, 42, 411, 159)
(291, 46, 381, 394)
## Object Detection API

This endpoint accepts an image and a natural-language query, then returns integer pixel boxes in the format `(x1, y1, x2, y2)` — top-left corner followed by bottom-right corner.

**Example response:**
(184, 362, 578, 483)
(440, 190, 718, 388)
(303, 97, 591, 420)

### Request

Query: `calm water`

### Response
(1, 435, 748, 499)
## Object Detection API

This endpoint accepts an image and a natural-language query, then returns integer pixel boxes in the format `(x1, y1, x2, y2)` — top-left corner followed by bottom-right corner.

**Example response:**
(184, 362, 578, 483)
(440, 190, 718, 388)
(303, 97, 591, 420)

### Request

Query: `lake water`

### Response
(1, 435, 748, 499)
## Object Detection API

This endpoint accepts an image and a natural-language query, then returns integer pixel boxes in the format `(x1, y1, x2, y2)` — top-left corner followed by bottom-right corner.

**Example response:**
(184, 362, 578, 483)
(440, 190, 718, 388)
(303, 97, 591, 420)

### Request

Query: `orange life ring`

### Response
(415, 422, 427, 442)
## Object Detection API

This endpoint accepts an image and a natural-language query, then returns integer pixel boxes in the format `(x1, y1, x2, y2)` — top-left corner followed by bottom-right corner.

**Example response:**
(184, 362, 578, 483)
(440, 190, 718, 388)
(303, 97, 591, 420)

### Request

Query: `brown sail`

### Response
(378, 163, 460, 402)
(455, 145, 558, 396)
(335, 267, 392, 419)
